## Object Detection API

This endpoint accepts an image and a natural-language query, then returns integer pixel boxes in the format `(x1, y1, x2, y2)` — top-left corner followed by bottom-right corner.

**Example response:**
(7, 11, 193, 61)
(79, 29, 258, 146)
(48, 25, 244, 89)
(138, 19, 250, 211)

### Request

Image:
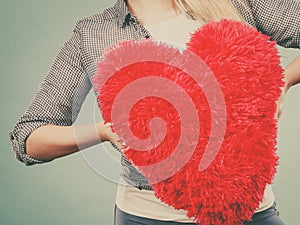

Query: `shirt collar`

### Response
(114, 0, 139, 28)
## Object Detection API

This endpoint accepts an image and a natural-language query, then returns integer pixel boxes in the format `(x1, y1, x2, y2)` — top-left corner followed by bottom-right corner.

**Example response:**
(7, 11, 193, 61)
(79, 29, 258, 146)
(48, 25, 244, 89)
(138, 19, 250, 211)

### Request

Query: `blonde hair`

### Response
(174, 0, 247, 23)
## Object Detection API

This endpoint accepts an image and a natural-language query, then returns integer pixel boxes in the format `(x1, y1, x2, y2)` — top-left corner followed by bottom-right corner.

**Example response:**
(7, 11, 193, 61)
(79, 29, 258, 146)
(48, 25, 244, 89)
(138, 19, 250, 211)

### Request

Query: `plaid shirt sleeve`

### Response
(8, 20, 92, 165)
(249, 0, 300, 48)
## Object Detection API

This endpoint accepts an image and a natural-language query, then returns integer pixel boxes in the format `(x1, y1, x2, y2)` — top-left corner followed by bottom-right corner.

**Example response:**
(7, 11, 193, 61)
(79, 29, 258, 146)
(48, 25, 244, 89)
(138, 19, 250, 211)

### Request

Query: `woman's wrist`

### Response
(283, 71, 292, 91)
(96, 122, 110, 142)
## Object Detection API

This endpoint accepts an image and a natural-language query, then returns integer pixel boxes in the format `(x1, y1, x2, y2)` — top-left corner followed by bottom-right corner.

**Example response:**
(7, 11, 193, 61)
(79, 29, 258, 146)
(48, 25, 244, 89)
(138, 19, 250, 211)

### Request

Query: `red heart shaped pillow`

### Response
(92, 19, 284, 225)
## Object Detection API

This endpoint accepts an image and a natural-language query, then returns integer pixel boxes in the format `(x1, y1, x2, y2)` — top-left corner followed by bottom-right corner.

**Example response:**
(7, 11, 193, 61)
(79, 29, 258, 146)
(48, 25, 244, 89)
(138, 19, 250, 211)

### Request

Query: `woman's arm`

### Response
(284, 55, 300, 89)
(276, 55, 300, 118)
(9, 20, 94, 165)
(25, 122, 121, 161)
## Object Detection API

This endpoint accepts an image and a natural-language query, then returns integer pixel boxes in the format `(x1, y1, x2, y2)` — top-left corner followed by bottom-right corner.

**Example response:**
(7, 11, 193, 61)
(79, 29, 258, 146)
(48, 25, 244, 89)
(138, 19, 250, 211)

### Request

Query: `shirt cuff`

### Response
(9, 123, 50, 166)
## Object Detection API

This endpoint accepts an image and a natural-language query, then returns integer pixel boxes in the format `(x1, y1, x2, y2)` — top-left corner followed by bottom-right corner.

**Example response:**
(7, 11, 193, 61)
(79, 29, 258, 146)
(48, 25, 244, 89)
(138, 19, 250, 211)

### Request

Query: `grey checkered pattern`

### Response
(9, 0, 300, 190)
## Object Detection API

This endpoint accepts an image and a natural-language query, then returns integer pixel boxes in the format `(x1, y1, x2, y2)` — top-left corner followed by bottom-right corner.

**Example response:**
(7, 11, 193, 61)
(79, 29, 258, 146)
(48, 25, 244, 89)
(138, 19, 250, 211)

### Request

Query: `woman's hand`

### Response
(96, 122, 126, 151)
(275, 82, 288, 120)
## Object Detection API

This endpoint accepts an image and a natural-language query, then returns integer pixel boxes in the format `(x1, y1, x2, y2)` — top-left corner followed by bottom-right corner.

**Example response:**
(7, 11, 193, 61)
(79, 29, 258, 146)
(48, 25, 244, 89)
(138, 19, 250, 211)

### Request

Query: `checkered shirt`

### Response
(9, 0, 300, 190)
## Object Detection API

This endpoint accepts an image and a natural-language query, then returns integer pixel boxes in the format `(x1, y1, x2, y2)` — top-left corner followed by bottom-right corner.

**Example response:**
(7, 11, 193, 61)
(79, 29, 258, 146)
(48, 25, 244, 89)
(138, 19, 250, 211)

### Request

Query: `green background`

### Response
(1, 1, 299, 225)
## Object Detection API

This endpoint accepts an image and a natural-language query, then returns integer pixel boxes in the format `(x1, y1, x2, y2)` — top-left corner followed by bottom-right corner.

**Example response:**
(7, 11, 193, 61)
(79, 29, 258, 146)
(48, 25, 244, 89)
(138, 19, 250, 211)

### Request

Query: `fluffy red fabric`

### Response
(93, 19, 284, 225)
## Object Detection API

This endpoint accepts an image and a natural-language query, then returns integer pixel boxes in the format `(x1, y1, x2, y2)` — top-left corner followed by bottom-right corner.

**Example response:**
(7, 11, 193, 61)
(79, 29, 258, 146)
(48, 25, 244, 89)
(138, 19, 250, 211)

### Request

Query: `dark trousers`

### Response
(114, 203, 286, 225)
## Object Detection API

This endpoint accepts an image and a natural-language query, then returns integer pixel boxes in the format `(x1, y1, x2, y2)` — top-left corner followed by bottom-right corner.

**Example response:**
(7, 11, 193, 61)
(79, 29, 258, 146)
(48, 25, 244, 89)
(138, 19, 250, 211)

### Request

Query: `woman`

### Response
(9, 0, 300, 224)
